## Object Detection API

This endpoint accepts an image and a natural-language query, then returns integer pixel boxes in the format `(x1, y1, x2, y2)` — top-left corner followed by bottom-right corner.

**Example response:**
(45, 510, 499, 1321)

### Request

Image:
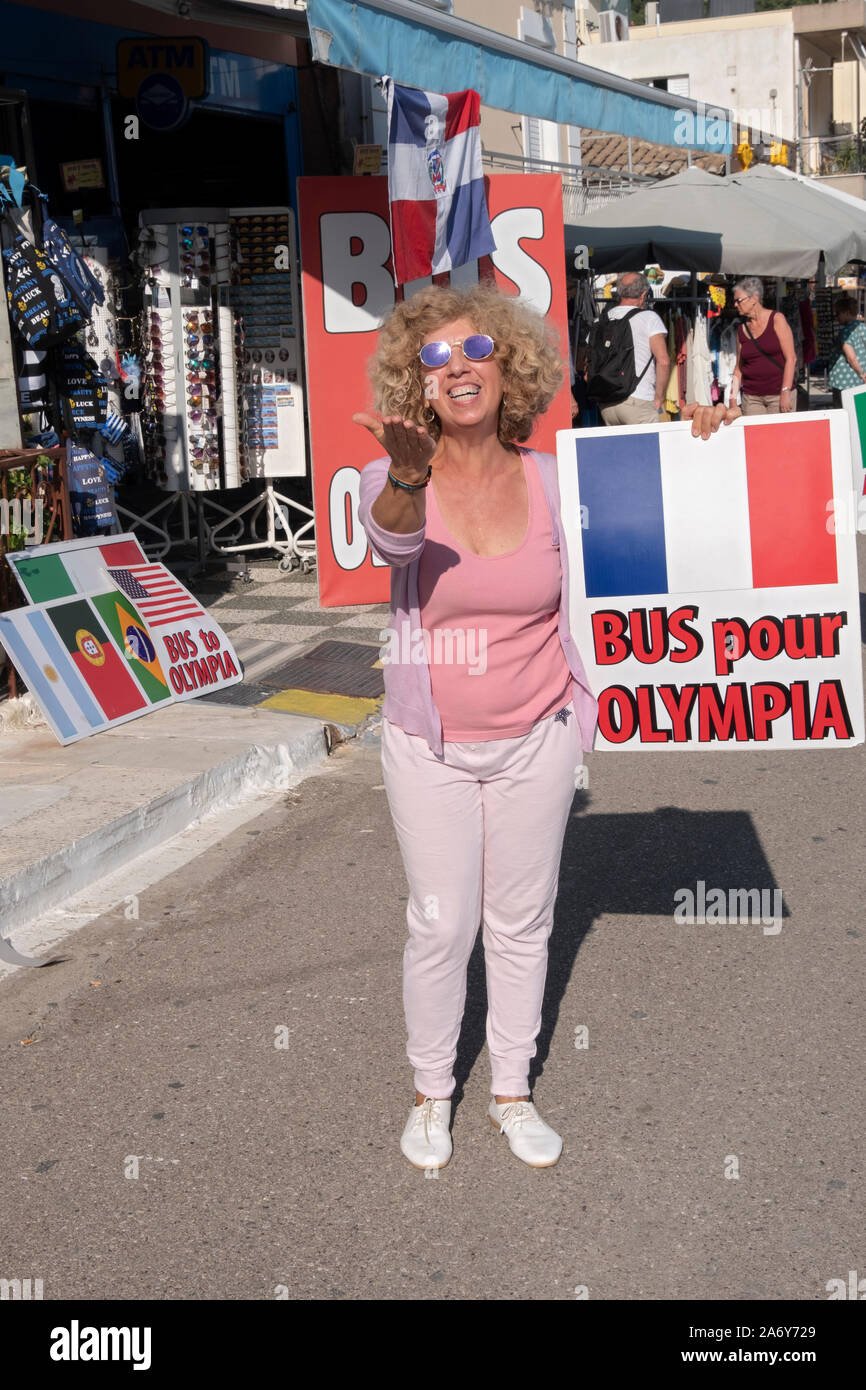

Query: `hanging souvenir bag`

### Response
(54, 340, 109, 435)
(66, 439, 117, 536)
(27, 186, 105, 318)
(0, 188, 85, 346)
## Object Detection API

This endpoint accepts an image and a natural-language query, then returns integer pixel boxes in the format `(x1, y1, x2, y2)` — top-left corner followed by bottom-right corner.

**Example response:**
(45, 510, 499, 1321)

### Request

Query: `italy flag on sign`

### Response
(90, 589, 172, 704)
(9, 535, 149, 603)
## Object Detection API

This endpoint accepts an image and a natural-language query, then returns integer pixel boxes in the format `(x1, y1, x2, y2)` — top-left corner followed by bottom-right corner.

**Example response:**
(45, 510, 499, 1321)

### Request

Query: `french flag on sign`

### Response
(575, 418, 838, 598)
(384, 78, 496, 286)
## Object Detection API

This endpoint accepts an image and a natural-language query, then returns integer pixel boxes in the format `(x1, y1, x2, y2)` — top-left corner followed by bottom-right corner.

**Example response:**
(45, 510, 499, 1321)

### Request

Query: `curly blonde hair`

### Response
(369, 283, 564, 445)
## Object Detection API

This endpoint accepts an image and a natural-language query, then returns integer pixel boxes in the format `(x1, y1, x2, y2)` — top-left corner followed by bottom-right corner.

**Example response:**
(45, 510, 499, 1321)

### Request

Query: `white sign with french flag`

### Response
(384, 77, 496, 286)
(557, 414, 864, 750)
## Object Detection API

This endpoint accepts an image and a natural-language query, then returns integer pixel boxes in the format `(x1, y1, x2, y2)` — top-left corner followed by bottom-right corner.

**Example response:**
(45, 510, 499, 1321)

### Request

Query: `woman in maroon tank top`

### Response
(730, 276, 797, 415)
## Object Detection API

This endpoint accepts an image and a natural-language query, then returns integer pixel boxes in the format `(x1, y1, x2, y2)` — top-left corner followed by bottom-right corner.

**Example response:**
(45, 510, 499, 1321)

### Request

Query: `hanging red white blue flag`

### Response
(383, 77, 496, 286)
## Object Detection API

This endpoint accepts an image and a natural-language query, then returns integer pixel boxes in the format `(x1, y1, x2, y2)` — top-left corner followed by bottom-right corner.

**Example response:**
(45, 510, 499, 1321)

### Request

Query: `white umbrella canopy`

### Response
(734, 164, 866, 272)
(567, 165, 866, 277)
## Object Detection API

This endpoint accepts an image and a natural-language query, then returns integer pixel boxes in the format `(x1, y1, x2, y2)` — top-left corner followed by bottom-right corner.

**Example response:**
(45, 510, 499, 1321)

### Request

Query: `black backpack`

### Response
(586, 305, 653, 405)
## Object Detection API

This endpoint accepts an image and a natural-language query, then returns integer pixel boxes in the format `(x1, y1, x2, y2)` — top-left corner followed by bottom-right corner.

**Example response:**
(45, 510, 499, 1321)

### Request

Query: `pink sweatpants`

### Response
(380, 699, 583, 1098)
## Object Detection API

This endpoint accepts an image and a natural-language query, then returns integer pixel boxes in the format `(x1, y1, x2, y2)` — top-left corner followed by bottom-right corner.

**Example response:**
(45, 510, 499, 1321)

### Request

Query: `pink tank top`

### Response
(417, 450, 573, 741)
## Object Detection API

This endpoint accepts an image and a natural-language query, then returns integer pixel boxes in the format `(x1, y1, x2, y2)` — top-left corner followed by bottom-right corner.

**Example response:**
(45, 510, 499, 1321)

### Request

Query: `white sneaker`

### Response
(400, 1097, 453, 1170)
(488, 1100, 562, 1167)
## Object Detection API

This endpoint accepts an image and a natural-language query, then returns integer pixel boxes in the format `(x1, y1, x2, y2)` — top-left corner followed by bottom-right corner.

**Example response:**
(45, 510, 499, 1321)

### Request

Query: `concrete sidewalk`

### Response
(0, 560, 388, 943)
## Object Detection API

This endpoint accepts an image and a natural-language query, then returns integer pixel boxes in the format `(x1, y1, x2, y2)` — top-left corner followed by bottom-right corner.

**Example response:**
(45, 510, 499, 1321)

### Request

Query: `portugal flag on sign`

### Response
(46, 598, 147, 720)
(90, 589, 172, 705)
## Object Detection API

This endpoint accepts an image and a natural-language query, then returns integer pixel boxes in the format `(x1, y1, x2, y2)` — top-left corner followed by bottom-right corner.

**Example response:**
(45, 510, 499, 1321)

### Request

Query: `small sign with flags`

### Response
(383, 77, 496, 286)
(1, 535, 242, 742)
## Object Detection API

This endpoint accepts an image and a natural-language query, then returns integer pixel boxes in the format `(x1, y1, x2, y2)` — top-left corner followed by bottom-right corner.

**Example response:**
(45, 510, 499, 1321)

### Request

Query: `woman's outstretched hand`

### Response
(353, 412, 436, 482)
(681, 402, 743, 440)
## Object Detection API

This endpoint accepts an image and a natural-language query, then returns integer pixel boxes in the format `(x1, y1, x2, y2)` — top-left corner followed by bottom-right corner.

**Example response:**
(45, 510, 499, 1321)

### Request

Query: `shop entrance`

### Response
(111, 103, 291, 239)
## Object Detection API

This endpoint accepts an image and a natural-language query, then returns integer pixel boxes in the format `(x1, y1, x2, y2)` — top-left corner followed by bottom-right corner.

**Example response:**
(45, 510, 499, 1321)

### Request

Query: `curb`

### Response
(0, 719, 330, 944)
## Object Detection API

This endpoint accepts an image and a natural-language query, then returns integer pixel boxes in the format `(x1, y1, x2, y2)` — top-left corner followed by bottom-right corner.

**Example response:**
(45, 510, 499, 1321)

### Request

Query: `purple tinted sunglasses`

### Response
(419, 334, 495, 369)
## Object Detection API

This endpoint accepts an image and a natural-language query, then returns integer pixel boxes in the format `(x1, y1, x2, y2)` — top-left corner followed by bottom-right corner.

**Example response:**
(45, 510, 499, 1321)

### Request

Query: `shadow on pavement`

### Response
(451, 802, 787, 1108)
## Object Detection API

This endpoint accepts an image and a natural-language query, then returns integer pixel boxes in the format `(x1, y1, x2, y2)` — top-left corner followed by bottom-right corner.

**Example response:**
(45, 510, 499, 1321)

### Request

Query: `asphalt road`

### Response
(0, 708, 864, 1302)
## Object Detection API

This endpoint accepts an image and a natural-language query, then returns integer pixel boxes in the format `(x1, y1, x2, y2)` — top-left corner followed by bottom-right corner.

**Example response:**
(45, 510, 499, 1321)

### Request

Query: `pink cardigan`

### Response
(357, 447, 599, 758)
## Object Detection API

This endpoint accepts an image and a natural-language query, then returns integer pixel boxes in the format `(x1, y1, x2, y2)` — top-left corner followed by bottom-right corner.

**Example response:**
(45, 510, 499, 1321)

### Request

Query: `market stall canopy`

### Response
(568, 165, 866, 277)
(302, 0, 732, 152)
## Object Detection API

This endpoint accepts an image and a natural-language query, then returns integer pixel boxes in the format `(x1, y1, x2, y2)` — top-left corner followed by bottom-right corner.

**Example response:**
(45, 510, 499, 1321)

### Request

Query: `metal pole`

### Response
(100, 84, 123, 222)
(795, 38, 803, 173)
(858, 44, 862, 170)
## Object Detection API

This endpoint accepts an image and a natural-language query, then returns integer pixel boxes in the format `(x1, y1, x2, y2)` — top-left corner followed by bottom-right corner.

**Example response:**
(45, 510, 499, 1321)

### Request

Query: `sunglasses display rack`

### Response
(205, 204, 314, 572)
(228, 206, 306, 481)
(133, 207, 313, 571)
(138, 212, 241, 495)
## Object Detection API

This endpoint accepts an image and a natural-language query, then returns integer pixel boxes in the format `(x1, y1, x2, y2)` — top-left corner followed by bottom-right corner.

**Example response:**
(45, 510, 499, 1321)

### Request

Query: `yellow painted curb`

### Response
(258, 688, 383, 724)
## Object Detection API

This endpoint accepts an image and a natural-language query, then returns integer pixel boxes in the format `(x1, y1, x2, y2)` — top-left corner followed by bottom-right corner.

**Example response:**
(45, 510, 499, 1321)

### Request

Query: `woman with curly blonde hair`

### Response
(353, 282, 598, 1171)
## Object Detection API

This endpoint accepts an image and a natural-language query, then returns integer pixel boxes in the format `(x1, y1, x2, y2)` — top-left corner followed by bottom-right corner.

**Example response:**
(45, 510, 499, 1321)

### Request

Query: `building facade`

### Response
(584, 1, 866, 194)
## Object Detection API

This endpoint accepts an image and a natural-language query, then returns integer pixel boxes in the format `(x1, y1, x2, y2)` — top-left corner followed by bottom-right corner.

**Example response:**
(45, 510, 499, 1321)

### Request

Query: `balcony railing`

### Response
(800, 132, 866, 177)
(480, 147, 655, 222)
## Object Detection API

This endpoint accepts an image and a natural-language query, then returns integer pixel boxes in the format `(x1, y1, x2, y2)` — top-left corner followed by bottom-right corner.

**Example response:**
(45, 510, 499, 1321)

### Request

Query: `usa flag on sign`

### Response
(384, 78, 496, 286)
(107, 564, 204, 629)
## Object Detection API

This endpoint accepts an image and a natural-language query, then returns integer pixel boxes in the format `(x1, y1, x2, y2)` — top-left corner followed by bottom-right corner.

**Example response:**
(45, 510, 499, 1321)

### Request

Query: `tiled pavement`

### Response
(185, 560, 388, 653)
(183, 558, 390, 729)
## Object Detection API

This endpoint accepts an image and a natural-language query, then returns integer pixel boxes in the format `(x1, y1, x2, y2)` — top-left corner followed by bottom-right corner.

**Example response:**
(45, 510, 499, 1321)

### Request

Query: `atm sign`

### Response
(117, 37, 208, 100)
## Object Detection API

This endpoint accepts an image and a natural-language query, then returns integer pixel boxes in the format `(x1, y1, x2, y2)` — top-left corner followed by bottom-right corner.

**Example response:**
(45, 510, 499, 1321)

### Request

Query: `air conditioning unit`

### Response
(599, 10, 629, 41)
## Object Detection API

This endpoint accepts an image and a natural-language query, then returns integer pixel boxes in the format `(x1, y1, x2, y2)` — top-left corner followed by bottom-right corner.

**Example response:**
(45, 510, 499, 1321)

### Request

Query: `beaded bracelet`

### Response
(388, 466, 432, 492)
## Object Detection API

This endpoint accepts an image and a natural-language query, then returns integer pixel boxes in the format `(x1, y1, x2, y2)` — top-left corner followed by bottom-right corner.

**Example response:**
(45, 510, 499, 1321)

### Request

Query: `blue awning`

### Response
(305, 0, 733, 154)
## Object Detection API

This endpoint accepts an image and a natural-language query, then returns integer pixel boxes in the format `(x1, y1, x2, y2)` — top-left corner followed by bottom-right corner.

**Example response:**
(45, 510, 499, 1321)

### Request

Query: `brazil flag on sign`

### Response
(90, 589, 172, 704)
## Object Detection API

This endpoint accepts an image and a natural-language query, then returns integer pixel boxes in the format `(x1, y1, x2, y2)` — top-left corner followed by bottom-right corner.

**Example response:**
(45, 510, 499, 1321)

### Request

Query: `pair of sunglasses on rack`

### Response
(418, 335, 495, 369)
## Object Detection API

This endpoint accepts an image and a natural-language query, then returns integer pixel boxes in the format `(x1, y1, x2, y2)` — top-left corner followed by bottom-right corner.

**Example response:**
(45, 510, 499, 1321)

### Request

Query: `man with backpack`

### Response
(587, 272, 670, 426)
